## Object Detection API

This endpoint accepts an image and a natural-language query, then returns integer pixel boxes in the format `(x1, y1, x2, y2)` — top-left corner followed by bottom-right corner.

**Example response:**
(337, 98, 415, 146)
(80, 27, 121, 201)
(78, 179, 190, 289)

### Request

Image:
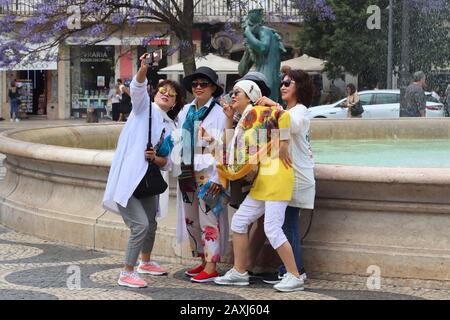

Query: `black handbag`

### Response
(350, 101, 364, 117)
(133, 102, 168, 199)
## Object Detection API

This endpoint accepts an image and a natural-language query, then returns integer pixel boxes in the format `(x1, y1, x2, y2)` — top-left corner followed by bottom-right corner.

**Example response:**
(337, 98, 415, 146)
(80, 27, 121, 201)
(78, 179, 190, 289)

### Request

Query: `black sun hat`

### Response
(182, 66, 224, 98)
(235, 71, 271, 98)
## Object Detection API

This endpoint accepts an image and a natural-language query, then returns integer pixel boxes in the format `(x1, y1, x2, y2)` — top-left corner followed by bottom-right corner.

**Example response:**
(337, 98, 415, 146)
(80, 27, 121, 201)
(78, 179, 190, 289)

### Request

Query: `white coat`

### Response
(288, 104, 316, 209)
(174, 98, 230, 257)
(103, 76, 176, 218)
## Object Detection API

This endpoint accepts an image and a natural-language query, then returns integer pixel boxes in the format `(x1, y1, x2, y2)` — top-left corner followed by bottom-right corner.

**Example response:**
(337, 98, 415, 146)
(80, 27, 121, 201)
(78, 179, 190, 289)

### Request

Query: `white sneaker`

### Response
(263, 271, 307, 285)
(280, 272, 307, 281)
(273, 272, 304, 292)
(15, 118, 20, 122)
(214, 268, 250, 286)
(300, 272, 307, 281)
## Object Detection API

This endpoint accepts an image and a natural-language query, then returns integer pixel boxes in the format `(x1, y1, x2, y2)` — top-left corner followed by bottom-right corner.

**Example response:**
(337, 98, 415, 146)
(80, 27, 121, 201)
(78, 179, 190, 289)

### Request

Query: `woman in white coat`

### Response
(174, 67, 229, 283)
(103, 54, 184, 288)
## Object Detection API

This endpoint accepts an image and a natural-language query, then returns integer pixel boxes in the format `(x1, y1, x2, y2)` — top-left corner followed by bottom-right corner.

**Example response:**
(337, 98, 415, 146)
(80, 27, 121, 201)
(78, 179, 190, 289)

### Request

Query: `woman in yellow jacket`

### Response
(211, 80, 304, 292)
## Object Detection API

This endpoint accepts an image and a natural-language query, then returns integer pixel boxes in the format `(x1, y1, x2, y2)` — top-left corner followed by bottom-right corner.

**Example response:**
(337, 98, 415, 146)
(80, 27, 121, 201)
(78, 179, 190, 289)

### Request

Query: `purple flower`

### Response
(86, 24, 105, 37)
(111, 12, 125, 25)
(0, 14, 15, 34)
(411, 0, 446, 13)
(128, 9, 139, 26)
(295, 0, 336, 21)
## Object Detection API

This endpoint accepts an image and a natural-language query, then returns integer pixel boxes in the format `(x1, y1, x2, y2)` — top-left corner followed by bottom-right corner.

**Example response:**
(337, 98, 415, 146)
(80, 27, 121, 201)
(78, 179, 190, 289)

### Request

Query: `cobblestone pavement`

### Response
(0, 225, 449, 300)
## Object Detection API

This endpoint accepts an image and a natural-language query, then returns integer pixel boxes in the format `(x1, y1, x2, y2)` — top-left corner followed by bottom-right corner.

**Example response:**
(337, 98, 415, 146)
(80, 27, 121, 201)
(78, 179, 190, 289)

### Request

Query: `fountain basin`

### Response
(0, 119, 449, 282)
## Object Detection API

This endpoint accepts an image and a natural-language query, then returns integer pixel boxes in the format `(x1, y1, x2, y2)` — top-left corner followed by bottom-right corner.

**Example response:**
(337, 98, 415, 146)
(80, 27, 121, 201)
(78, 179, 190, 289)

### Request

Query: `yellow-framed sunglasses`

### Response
(158, 86, 177, 97)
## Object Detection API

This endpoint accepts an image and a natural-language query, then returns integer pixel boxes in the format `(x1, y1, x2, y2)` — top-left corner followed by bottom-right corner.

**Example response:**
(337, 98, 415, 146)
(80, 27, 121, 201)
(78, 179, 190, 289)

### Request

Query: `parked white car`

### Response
(307, 90, 446, 119)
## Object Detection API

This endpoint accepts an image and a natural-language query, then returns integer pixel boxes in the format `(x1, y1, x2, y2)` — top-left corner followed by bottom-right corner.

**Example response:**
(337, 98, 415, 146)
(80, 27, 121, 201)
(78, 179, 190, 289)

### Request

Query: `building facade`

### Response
(0, 1, 301, 120)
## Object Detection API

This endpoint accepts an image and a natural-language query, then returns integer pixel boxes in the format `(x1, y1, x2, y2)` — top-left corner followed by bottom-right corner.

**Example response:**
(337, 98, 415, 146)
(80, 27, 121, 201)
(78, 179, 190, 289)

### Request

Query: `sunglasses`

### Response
(232, 89, 242, 96)
(280, 79, 295, 88)
(158, 86, 177, 97)
(191, 81, 210, 89)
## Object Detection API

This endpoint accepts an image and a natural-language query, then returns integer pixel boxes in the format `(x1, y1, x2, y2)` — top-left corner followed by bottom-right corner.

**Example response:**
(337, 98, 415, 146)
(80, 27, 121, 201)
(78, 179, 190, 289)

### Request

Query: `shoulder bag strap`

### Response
(147, 95, 153, 150)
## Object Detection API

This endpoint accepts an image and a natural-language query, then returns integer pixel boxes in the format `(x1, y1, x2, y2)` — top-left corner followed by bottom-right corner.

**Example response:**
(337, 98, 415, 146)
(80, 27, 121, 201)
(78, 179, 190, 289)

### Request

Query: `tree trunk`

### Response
(399, 0, 410, 117)
(178, 0, 196, 76)
(178, 31, 196, 76)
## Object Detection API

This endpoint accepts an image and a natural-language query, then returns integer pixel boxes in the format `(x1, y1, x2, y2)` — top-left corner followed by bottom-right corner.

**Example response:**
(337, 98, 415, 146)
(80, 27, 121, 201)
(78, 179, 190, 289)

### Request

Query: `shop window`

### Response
(70, 45, 115, 118)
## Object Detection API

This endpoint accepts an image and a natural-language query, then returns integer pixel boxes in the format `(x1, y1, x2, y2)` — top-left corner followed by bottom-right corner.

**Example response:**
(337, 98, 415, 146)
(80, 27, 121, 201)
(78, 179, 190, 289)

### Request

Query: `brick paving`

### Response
(0, 224, 449, 300)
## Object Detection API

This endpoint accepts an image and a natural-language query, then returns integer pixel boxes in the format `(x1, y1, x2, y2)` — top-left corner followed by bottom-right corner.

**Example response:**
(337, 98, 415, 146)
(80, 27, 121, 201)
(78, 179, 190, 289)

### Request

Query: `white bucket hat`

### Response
(234, 80, 262, 103)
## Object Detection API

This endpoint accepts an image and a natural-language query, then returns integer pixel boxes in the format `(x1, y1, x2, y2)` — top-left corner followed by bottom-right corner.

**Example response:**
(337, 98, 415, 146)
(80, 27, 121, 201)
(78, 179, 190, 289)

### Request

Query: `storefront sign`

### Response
(80, 50, 110, 63)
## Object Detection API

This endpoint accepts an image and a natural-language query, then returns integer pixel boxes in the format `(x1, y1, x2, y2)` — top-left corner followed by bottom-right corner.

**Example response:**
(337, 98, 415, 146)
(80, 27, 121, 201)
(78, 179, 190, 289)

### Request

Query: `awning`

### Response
(281, 54, 326, 73)
(0, 39, 58, 71)
(65, 36, 170, 46)
(158, 53, 240, 75)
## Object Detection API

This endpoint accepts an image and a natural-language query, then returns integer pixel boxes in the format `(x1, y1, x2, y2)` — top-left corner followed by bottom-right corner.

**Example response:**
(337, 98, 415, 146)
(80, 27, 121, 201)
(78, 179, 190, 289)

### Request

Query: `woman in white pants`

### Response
(212, 80, 304, 292)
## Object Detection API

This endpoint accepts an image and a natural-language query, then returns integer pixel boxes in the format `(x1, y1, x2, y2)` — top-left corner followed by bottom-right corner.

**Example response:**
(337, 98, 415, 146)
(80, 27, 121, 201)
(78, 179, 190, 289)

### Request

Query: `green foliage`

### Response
(297, 0, 450, 88)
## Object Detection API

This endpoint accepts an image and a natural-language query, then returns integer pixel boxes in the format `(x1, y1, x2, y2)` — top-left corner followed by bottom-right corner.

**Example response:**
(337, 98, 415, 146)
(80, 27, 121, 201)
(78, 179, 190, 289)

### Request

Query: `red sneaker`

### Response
(185, 264, 205, 277)
(190, 271, 219, 283)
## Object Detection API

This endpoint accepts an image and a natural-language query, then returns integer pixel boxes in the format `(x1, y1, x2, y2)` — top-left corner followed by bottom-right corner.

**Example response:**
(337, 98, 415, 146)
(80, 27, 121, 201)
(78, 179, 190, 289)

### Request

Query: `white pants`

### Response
(231, 195, 288, 250)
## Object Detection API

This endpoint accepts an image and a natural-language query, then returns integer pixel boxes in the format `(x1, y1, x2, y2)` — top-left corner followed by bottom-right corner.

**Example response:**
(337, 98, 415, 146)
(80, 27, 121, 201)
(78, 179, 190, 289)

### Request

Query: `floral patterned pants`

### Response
(183, 185, 221, 263)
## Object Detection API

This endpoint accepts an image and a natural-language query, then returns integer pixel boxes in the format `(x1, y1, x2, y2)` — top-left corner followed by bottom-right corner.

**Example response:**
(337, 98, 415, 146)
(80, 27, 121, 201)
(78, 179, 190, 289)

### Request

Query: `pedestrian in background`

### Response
(109, 85, 122, 121)
(8, 80, 20, 123)
(404, 71, 427, 117)
(444, 84, 450, 117)
(341, 83, 361, 118)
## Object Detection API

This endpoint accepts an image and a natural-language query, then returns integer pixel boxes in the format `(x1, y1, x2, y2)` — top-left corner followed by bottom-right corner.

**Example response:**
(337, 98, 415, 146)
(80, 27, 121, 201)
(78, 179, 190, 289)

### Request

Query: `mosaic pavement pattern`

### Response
(0, 225, 449, 300)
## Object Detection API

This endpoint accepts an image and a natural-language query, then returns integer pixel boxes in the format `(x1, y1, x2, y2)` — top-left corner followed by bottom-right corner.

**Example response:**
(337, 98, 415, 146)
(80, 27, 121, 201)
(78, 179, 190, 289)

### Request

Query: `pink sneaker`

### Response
(137, 261, 168, 276)
(117, 271, 148, 288)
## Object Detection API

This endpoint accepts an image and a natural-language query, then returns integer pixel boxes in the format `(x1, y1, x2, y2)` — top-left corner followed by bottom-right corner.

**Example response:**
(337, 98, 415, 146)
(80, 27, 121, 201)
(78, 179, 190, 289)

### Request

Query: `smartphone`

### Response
(145, 49, 163, 66)
(225, 92, 233, 105)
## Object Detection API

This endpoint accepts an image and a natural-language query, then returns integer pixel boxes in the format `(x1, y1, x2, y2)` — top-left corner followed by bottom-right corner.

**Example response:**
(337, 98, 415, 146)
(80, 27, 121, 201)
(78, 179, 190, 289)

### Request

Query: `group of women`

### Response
(103, 53, 316, 293)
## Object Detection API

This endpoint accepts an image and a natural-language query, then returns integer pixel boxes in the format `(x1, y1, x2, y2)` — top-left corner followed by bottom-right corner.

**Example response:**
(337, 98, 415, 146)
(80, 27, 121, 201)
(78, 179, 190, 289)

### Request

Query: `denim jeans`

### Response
(278, 206, 304, 275)
(10, 98, 19, 118)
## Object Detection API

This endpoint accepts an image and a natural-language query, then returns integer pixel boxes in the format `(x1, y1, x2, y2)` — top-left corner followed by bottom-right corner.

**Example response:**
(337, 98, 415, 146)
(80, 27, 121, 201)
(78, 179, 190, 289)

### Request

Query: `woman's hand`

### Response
(255, 96, 277, 107)
(145, 148, 156, 161)
(278, 140, 292, 169)
(145, 148, 168, 168)
(198, 126, 215, 145)
(136, 53, 150, 83)
(221, 96, 234, 119)
(139, 53, 150, 70)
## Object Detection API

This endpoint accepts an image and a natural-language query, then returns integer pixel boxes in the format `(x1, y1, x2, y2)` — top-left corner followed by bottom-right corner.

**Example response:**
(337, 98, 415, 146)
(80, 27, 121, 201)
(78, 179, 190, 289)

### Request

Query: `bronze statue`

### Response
(239, 9, 286, 102)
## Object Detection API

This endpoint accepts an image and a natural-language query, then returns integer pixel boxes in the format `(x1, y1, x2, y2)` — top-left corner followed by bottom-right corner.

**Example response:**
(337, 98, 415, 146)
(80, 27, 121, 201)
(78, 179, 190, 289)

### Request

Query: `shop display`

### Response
(16, 79, 33, 115)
